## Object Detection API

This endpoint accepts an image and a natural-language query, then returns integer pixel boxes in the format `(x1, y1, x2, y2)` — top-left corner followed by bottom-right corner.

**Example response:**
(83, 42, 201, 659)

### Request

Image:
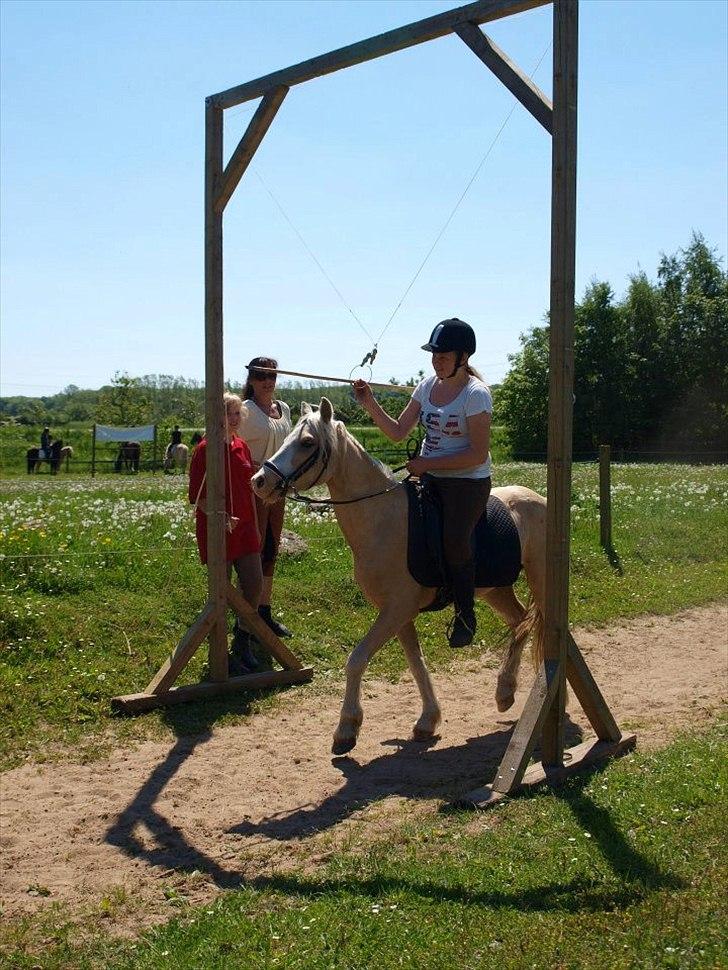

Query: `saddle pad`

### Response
(406, 481, 522, 602)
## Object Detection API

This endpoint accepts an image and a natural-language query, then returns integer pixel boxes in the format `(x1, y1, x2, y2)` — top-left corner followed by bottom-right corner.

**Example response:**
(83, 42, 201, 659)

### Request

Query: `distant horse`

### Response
(26, 440, 70, 474)
(252, 399, 548, 755)
(114, 441, 141, 473)
(163, 443, 189, 474)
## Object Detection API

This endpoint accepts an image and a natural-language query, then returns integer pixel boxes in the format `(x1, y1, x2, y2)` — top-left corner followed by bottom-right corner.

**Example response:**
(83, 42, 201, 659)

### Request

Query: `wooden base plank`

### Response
(454, 733, 637, 809)
(111, 666, 314, 714)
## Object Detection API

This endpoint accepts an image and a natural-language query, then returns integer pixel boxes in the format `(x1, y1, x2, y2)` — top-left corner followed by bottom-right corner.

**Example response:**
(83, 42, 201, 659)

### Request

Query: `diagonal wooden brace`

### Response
(145, 602, 216, 695)
(226, 583, 304, 670)
(567, 633, 621, 742)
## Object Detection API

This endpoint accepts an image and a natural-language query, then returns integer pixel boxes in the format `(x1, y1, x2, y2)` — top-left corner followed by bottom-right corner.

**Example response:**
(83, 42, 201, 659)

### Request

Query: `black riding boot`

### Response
(258, 604, 293, 638)
(449, 561, 477, 648)
(230, 621, 260, 673)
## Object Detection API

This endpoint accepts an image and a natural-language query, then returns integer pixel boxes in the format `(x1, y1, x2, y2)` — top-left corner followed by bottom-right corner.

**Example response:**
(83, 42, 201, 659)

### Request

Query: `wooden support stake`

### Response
(204, 100, 229, 684)
(541, 0, 578, 767)
(91, 424, 97, 478)
(599, 444, 612, 547)
(454, 22, 553, 133)
(566, 634, 621, 742)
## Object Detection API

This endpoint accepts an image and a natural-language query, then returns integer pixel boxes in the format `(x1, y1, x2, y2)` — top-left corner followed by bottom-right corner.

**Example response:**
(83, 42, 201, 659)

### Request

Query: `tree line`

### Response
(2, 234, 725, 457)
(499, 233, 727, 456)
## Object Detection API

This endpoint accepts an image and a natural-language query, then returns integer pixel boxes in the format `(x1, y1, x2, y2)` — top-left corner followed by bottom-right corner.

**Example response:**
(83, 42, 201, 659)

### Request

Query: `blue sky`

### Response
(1, 0, 726, 396)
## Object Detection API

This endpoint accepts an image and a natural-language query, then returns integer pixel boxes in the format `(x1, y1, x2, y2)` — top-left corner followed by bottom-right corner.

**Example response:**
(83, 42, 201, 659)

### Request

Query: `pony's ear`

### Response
(319, 398, 334, 423)
(300, 402, 313, 416)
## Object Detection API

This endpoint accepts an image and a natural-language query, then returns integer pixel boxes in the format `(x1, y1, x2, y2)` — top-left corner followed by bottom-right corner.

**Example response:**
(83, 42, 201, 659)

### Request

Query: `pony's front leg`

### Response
(397, 622, 441, 741)
(332, 608, 410, 755)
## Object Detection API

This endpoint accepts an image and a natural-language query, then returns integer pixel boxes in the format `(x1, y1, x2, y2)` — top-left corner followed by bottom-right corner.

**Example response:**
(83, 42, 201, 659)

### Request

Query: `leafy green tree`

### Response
(95, 372, 150, 426)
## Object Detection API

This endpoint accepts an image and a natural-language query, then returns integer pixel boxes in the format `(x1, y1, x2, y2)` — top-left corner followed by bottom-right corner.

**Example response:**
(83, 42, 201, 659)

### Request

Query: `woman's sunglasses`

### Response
(251, 370, 277, 382)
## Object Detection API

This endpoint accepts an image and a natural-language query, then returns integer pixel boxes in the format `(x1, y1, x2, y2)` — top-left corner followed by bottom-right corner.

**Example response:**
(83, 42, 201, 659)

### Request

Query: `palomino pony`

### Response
(252, 399, 548, 755)
(164, 443, 189, 473)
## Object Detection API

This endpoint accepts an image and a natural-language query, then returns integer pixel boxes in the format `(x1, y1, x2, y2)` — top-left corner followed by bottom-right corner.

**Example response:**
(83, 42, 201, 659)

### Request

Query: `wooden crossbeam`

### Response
(215, 85, 289, 214)
(454, 22, 553, 133)
(209, 0, 551, 109)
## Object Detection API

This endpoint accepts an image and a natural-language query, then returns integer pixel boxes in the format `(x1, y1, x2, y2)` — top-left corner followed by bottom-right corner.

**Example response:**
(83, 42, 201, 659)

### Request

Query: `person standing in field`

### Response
(239, 356, 294, 639)
(188, 392, 262, 675)
(354, 318, 492, 649)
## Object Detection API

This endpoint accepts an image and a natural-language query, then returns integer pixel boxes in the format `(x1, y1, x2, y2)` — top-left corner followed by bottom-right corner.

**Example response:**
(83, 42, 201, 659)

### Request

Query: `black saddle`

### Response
(405, 478, 522, 613)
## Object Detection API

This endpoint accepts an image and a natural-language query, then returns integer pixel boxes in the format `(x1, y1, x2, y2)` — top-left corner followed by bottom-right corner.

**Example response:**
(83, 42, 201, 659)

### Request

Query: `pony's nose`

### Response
(251, 469, 265, 494)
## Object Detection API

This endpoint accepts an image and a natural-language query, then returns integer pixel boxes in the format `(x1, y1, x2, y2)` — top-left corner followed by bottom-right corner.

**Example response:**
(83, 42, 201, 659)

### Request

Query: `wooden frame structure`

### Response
(115, 0, 635, 799)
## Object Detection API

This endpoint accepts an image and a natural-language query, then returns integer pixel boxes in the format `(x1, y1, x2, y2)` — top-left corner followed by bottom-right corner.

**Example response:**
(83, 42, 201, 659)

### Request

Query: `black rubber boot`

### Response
(258, 604, 293, 638)
(230, 622, 260, 672)
(448, 561, 477, 649)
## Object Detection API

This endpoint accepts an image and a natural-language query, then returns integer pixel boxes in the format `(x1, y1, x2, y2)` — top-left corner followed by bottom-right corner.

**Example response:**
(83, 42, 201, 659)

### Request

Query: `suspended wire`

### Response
(253, 169, 378, 346)
(374, 42, 552, 347)
(240, 41, 551, 359)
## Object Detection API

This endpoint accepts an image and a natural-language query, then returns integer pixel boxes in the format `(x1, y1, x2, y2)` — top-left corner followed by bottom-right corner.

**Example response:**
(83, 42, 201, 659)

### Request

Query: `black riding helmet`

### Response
(421, 318, 476, 355)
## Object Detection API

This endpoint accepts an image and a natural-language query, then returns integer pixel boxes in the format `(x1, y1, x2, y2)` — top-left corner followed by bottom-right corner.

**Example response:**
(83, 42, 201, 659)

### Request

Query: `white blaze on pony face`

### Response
(250, 398, 334, 503)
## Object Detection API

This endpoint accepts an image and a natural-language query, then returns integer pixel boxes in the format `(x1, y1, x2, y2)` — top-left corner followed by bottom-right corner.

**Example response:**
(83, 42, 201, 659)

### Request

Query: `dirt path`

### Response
(2, 604, 726, 931)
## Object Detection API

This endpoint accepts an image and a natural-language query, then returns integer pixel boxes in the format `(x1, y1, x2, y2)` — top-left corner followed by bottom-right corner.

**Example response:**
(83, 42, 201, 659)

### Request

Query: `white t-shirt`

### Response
(411, 375, 492, 479)
(239, 399, 292, 466)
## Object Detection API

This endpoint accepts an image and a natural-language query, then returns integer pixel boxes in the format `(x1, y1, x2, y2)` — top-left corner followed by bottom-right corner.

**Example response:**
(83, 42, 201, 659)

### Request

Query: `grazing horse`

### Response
(252, 399, 547, 755)
(114, 441, 141, 473)
(26, 440, 69, 474)
(163, 442, 189, 473)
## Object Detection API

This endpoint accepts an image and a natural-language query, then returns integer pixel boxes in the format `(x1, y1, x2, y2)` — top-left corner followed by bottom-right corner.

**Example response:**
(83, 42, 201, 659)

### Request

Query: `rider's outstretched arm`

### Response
(353, 380, 420, 443)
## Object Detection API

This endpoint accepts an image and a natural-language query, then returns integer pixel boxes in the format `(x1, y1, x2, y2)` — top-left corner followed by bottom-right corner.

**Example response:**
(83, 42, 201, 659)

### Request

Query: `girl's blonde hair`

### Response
(223, 391, 243, 410)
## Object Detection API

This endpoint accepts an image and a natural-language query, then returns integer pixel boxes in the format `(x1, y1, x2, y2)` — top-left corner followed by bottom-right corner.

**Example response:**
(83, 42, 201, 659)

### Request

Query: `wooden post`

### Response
(599, 444, 611, 547)
(540, 0, 578, 767)
(152, 425, 158, 475)
(91, 424, 97, 478)
(204, 100, 229, 683)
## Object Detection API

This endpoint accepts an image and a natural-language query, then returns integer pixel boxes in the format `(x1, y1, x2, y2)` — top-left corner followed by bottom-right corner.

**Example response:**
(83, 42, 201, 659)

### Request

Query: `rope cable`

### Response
(253, 169, 377, 346)
(374, 42, 551, 346)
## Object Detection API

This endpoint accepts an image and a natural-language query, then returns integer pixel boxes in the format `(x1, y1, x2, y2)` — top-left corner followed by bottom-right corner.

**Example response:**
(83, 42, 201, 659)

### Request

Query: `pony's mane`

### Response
(337, 421, 397, 482)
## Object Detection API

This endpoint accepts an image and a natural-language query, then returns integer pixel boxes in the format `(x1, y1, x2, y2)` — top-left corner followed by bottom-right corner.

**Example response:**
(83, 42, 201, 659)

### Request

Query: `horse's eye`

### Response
(300, 438, 316, 449)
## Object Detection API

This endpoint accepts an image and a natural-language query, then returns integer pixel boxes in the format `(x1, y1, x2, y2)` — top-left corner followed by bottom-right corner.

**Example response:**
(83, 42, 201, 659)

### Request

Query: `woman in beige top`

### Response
(239, 356, 293, 640)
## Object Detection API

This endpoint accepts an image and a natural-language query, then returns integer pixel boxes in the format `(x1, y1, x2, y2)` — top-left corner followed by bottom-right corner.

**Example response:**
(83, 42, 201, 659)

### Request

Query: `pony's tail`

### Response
(513, 596, 545, 670)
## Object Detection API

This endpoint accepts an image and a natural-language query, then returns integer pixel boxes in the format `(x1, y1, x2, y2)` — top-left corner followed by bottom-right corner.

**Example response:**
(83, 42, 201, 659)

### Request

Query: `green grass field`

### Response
(1, 462, 726, 770)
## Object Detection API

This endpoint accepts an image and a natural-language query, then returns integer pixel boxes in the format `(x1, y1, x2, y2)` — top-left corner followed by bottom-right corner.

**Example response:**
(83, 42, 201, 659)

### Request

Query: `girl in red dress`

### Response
(188, 392, 262, 673)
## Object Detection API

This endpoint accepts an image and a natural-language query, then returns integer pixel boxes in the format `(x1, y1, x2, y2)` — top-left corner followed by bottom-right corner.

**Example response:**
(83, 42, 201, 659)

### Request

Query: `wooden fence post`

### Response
(599, 444, 611, 547)
(91, 424, 97, 478)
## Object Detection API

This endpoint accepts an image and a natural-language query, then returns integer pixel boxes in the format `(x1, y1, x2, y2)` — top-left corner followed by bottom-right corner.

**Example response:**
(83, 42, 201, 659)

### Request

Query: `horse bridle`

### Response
(261, 432, 403, 507)
(262, 438, 331, 497)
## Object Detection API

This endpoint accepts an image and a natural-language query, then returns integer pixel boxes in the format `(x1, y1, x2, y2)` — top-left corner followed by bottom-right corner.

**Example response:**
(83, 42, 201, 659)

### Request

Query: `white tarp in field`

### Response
(95, 425, 156, 442)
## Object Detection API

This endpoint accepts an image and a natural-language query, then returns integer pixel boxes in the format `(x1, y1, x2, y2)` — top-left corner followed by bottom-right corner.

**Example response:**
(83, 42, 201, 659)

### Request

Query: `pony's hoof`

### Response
(332, 736, 356, 755)
(412, 727, 437, 742)
(496, 694, 515, 713)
